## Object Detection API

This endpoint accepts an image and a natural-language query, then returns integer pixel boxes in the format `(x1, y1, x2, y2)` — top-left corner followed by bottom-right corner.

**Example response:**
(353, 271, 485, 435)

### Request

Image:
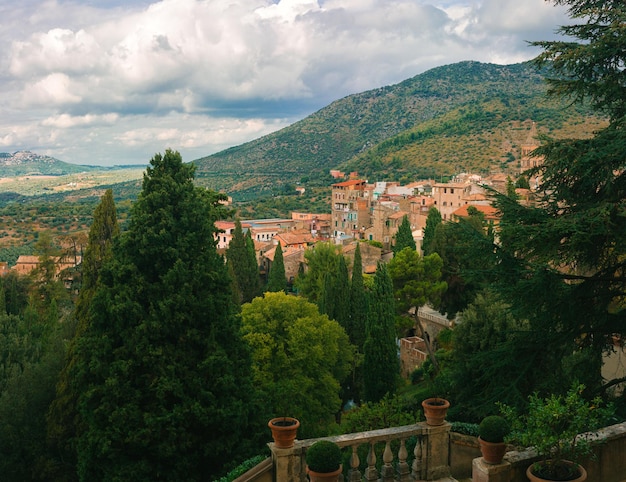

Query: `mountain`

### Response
(0, 151, 102, 177)
(193, 61, 605, 200)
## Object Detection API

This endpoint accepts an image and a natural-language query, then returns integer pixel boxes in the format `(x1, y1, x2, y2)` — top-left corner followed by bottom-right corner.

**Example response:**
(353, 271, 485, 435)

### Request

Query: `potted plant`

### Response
(421, 397, 450, 426)
(305, 440, 343, 482)
(268, 417, 300, 449)
(500, 384, 614, 481)
(478, 415, 510, 464)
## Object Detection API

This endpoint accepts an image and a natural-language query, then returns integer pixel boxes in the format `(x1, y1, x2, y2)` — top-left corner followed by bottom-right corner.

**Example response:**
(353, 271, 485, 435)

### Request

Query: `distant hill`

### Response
(0, 151, 103, 176)
(193, 61, 605, 200)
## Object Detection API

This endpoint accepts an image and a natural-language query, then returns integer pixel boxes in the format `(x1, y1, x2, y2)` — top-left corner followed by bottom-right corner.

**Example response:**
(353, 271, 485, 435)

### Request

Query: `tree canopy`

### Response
(241, 291, 354, 438)
(71, 150, 260, 480)
(393, 215, 416, 254)
(487, 0, 626, 398)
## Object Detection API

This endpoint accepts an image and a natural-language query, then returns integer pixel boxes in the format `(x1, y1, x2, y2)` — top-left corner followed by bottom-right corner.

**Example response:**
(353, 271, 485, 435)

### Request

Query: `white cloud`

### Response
(0, 0, 572, 166)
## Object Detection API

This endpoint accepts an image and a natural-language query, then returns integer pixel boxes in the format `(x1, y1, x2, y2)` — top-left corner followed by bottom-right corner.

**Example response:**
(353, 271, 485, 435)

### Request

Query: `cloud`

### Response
(0, 0, 572, 165)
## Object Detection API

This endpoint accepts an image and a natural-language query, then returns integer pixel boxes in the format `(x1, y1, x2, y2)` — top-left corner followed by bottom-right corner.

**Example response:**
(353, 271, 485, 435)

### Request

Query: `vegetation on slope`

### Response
(193, 61, 605, 199)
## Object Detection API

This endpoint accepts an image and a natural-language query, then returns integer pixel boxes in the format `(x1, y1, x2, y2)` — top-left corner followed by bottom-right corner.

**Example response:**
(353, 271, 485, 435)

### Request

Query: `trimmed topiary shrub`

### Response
(478, 415, 510, 443)
(305, 440, 342, 473)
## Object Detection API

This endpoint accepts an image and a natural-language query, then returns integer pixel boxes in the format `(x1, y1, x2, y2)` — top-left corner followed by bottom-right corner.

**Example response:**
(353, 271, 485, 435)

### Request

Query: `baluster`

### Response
(397, 438, 411, 482)
(411, 435, 424, 480)
(364, 441, 378, 481)
(348, 444, 361, 482)
(381, 440, 395, 482)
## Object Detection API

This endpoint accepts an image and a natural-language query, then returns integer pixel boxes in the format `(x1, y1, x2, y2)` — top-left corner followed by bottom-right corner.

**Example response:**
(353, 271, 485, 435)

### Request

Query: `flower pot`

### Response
(307, 465, 342, 482)
(268, 417, 300, 448)
(526, 460, 587, 482)
(421, 397, 450, 426)
(478, 437, 507, 465)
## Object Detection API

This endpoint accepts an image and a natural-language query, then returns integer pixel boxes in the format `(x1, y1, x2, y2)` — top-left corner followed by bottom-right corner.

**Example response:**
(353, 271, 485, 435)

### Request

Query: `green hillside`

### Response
(193, 61, 604, 200)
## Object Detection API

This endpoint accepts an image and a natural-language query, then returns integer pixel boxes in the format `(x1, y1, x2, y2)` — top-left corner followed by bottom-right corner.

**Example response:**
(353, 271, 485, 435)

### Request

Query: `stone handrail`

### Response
(269, 421, 451, 482)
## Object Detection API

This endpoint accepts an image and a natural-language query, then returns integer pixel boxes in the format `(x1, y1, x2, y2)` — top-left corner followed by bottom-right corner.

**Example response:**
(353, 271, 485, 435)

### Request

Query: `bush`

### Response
(478, 415, 509, 443)
(410, 367, 424, 385)
(212, 455, 267, 482)
(305, 440, 342, 473)
(451, 421, 479, 437)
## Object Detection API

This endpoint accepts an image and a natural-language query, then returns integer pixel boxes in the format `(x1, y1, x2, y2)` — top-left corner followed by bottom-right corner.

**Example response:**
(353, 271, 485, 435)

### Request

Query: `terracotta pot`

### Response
(526, 460, 587, 482)
(478, 437, 507, 465)
(307, 465, 342, 482)
(421, 398, 450, 426)
(268, 417, 300, 449)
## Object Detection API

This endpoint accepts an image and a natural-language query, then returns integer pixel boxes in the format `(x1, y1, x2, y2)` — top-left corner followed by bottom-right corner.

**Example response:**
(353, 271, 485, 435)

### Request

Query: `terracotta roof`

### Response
(452, 204, 499, 220)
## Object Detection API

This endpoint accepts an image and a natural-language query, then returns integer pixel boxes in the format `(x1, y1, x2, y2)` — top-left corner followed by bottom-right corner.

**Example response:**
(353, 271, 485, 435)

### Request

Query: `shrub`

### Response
(451, 421, 479, 437)
(478, 415, 509, 443)
(305, 440, 342, 473)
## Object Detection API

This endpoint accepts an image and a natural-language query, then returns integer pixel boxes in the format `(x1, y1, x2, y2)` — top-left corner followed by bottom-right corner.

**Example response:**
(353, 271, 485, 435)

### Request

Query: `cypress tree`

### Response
(266, 242, 286, 292)
(363, 262, 399, 403)
(333, 255, 351, 329)
(71, 150, 259, 481)
(348, 243, 367, 350)
(422, 207, 442, 256)
(227, 220, 260, 303)
(393, 215, 416, 254)
(47, 189, 119, 481)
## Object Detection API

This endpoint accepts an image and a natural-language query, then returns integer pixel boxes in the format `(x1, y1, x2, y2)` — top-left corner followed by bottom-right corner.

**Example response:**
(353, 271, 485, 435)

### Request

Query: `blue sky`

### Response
(0, 0, 570, 167)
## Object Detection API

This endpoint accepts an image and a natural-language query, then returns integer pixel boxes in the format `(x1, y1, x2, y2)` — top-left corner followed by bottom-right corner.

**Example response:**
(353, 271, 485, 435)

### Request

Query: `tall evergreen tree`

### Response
(422, 207, 442, 256)
(487, 0, 626, 398)
(393, 215, 416, 254)
(346, 243, 368, 403)
(348, 243, 368, 350)
(227, 220, 260, 303)
(71, 150, 259, 481)
(47, 189, 119, 482)
(266, 242, 286, 292)
(333, 255, 351, 329)
(363, 262, 399, 403)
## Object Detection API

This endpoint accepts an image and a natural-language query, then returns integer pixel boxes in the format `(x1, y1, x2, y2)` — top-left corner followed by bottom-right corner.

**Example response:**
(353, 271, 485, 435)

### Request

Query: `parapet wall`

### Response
(474, 422, 626, 482)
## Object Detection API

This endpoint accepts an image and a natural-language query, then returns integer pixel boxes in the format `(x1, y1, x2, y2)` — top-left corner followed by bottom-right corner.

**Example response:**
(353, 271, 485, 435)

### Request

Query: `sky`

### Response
(0, 0, 571, 167)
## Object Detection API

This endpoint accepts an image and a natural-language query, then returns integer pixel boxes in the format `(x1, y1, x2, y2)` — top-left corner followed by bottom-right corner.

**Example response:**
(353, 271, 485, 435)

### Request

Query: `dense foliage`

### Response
(71, 150, 261, 480)
(241, 292, 354, 438)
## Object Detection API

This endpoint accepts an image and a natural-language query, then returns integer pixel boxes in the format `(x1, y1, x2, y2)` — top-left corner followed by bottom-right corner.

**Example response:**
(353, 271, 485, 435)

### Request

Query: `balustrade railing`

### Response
(269, 421, 451, 482)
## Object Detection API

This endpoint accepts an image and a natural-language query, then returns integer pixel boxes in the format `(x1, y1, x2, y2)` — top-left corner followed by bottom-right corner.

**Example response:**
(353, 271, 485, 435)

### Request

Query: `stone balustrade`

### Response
(269, 421, 452, 482)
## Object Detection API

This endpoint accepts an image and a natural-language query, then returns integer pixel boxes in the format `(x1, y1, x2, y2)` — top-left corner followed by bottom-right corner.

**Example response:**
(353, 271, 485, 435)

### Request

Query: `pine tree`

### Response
(266, 243, 286, 292)
(393, 215, 416, 254)
(422, 207, 442, 256)
(488, 0, 626, 396)
(71, 150, 260, 481)
(363, 262, 398, 403)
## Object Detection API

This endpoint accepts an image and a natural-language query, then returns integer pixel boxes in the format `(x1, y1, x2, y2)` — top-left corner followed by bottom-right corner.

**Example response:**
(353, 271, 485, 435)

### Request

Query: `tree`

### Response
(266, 242, 286, 292)
(388, 248, 447, 373)
(488, 0, 626, 398)
(241, 292, 354, 438)
(71, 150, 260, 480)
(47, 189, 119, 482)
(429, 212, 495, 317)
(294, 242, 342, 302)
(227, 220, 261, 303)
(363, 263, 399, 403)
(422, 207, 442, 256)
(393, 215, 416, 254)
(348, 243, 368, 350)
(442, 290, 527, 422)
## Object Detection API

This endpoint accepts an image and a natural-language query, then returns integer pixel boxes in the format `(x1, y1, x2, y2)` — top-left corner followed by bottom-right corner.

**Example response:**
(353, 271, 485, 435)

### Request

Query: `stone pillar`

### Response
(472, 457, 511, 482)
(269, 443, 305, 482)
(424, 422, 452, 480)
